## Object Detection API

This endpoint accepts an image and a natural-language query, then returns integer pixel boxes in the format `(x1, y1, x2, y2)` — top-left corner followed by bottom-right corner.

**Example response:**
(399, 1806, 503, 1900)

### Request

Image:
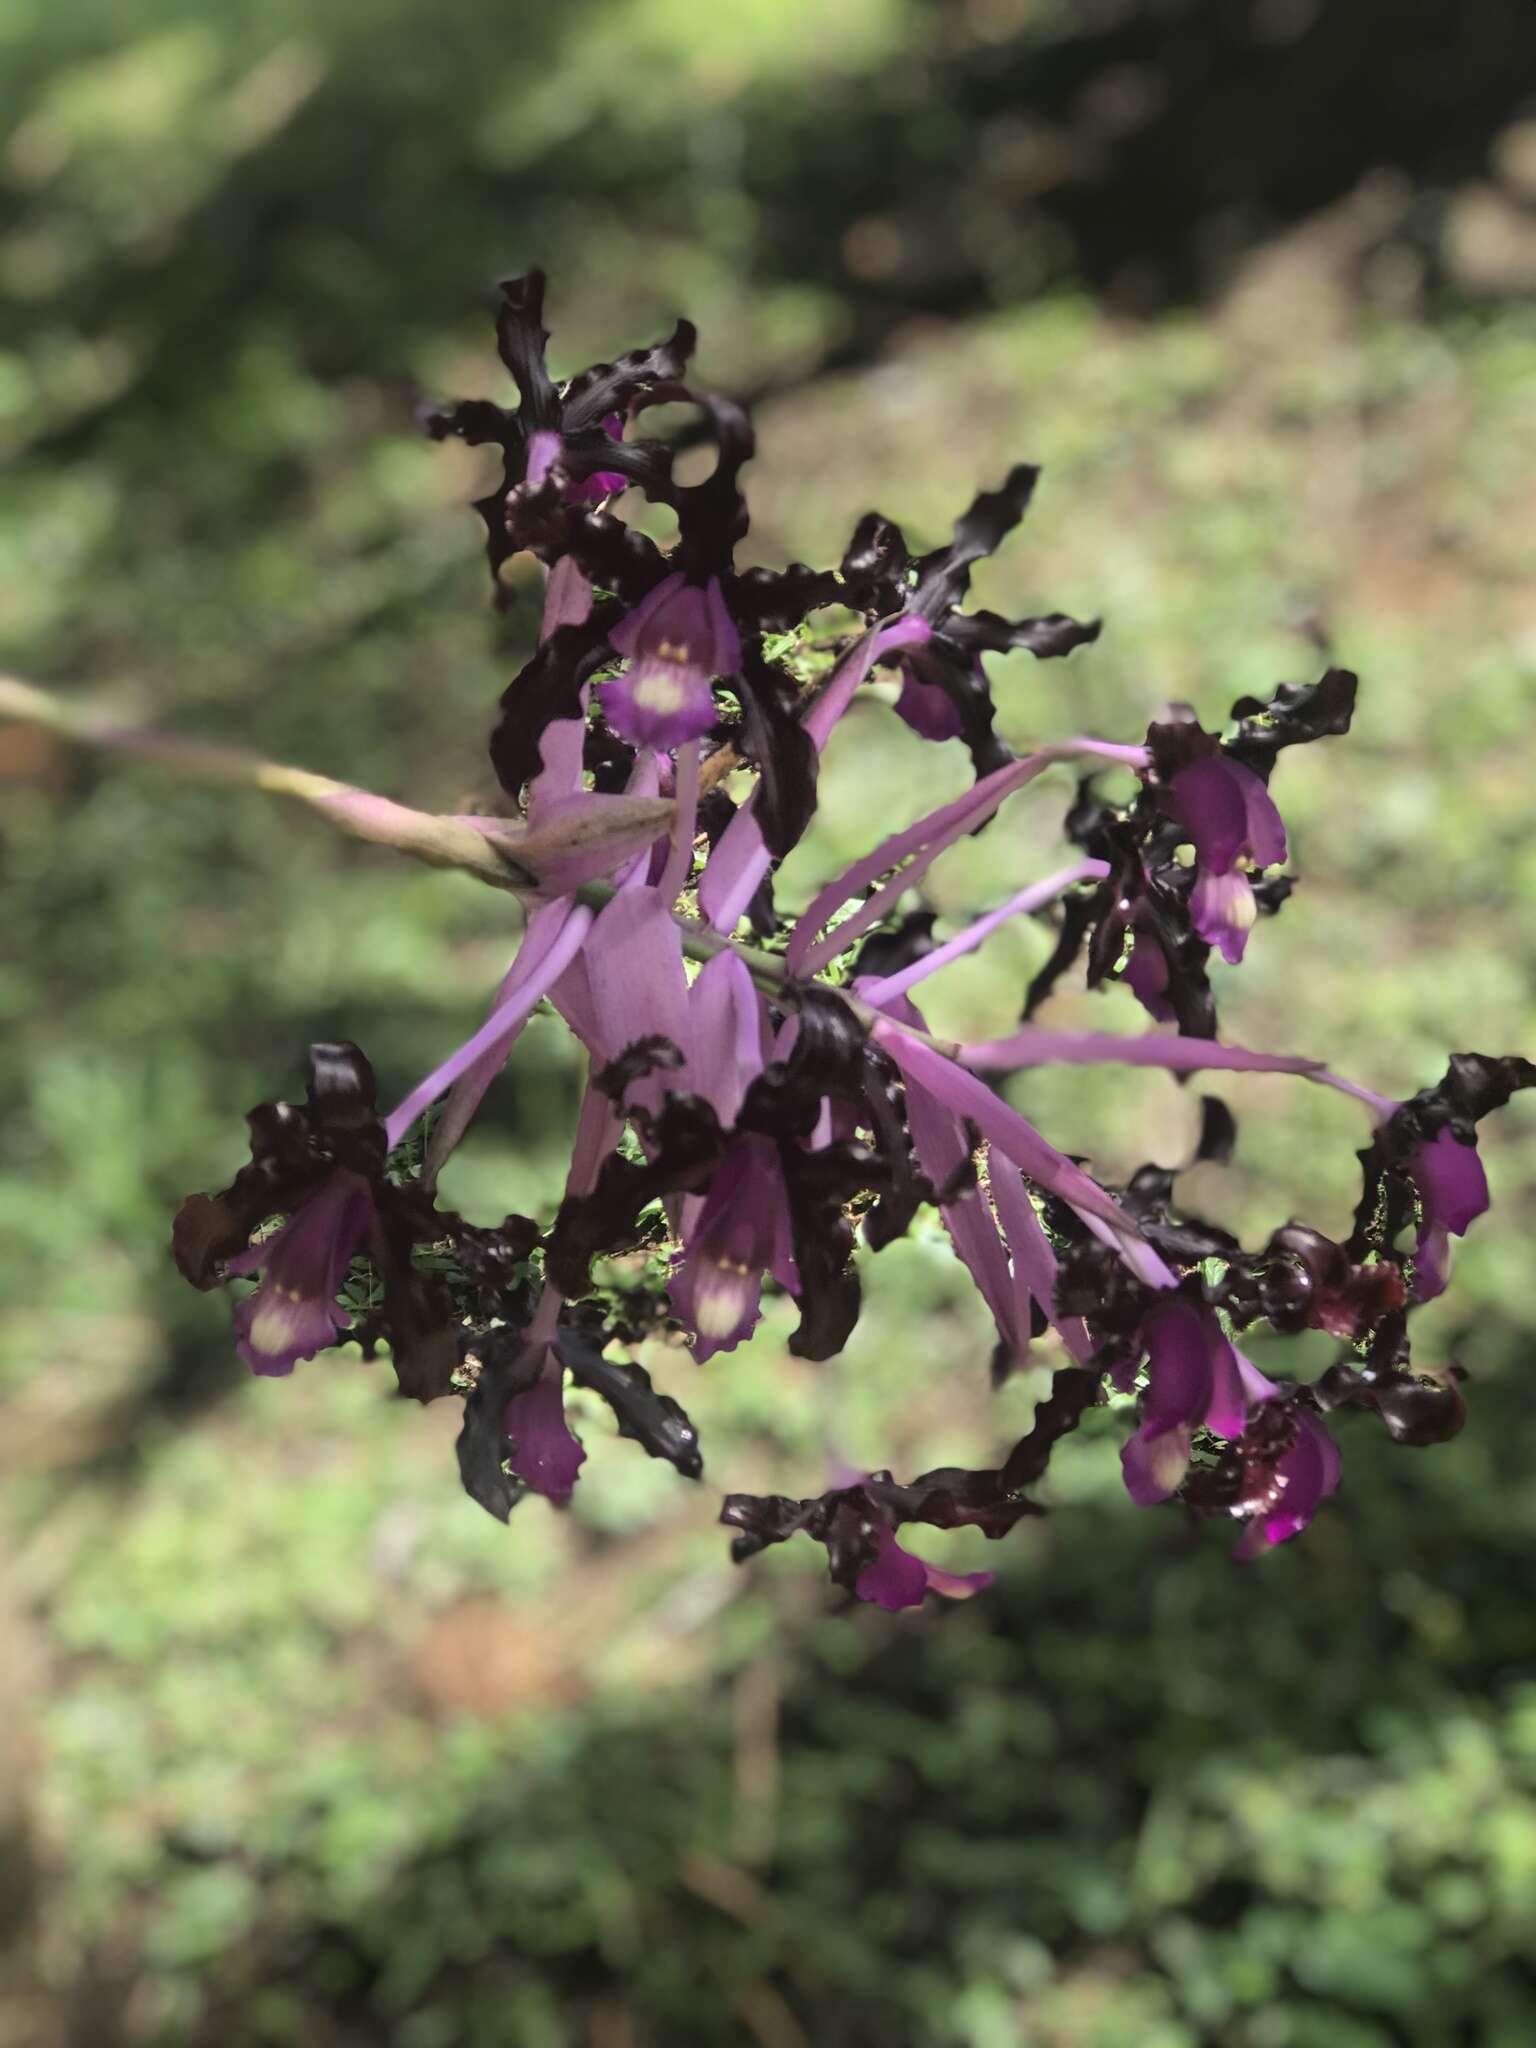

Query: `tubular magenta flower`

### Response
(600, 572, 741, 750)
(669, 1133, 797, 1362)
(226, 1169, 373, 1376)
(841, 468, 1101, 777)
(1233, 1408, 1342, 1557)
(721, 1468, 1014, 1609)
(1121, 921, 1177, 1025)
(504, 1353, 587, 1504)
(1121, 1296, 1266, 1504)
(890, 645, 968, 742)
(172, 1042, 458, 1400)
(1165, 755, 1286, 964)
(527, 410, 629, 506)
(1408, 1126, 1491, 1301)
(855, 1522, 993, 1611)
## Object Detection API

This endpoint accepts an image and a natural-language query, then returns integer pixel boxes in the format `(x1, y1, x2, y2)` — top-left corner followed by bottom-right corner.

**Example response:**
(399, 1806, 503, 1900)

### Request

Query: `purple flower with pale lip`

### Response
(600, 572, 741, 750)
(172, 1042, 461, 1402)
(1165, 755, 1286, 964)
(855, 1523, 993, 1611)
(1233, 1408, 1342, 1558)
(1408, 1126, 1491, 1301)
(723, 1466, 1005, 1610)
(566, 891, 805, 1359)
(504, 1355, 587, 1504)
(1121, 1296, 1268, 1504)
(225, 1168, 373, 1376)
(669, 1132, 797, 1362)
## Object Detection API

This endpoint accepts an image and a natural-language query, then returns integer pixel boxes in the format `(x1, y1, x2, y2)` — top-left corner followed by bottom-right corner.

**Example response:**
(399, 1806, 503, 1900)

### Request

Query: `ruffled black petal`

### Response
(559, 1319, 703, 1479)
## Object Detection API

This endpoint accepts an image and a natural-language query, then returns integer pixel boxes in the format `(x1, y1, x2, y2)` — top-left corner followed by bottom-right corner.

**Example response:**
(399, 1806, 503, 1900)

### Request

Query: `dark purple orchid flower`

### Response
(504, 1350, 587, 1504)
(1023, 676, 1360, 1040)
(1121, 1296, 1268, 1504)
(599, 571, 742, 751)
(1343, 1057, 1532, 1311)
(489, 386, 846, 842)
(420, 271, 693, 596)
(530, 410, 629, 506)
(722, 1467, 1019, 1610)
(669, 1132, 798, 1361)
(840, 470, 1101, 778)
(1164, 755, 1287, 965)
(455, 1299, 703, 1524)
(225, 1168, 374, 1376)
(554, 889, 805, 1359)
(855, 1522, 994, 1611)
(171, 1042, 457, 1401)
(1407, 1126, 1491, 1301)
(1232, 1407, 1342, 1558)
(891, 647, 967, 743)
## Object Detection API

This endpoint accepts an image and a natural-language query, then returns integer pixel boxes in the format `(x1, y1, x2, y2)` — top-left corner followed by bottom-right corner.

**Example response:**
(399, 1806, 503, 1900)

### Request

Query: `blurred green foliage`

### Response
(3, 2, 1536, 2046)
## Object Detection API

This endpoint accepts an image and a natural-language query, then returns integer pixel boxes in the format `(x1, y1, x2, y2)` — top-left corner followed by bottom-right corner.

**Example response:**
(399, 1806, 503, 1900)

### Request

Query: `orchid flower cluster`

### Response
(170, 273, 1531, 1613)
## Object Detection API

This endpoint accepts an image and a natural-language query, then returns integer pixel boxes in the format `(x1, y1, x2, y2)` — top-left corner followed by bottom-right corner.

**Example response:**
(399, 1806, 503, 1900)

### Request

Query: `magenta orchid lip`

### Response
(164, 269, 1533, 1610)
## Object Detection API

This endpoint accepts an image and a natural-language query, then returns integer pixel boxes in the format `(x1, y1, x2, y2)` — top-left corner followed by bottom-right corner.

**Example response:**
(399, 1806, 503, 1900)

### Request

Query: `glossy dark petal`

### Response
(487, 609, 622, 799)
(726, 561, 844, 634)
(367, 1189, 460, 1404)
(456, 1331, 542, 1523)
(492, 270, 559, 428)
(560, 317, 698, 433)
(853, 908, 939, 983)
(1226, 667, 1359, 778)
(560, 1324, 703, 1479)
(859, 1047, 932, 1252)
(780, 1143, 871, 1362)
(948, 607, 1102, 661)
(1193, 1095, 1238, 1166)
(305, 1041, 388, 1175)
(838, 510, 910, 614)
(1000, 1366, 1101, 1490)
(544, 1094, 727, 1299)
(733, 644, 819, 859)
(910, 465, 1040, 623)
(1313, 1360, 1467, 1446)
(502, 491, 671, 599)
(636, 387, 755, 581)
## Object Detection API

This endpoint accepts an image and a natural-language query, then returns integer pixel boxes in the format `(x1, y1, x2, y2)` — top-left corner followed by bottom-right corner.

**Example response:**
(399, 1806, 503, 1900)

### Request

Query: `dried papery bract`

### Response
(89, 268, 1528, 1610)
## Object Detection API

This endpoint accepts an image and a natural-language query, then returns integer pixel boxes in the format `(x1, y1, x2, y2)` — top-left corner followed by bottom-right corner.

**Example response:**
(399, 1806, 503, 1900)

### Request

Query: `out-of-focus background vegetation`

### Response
(3, 1, 1536, 2042)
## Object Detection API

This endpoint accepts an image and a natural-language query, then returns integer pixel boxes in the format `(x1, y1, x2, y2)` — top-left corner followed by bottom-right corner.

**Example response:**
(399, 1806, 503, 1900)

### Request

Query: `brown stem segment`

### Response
(0, 675, 673, 895)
